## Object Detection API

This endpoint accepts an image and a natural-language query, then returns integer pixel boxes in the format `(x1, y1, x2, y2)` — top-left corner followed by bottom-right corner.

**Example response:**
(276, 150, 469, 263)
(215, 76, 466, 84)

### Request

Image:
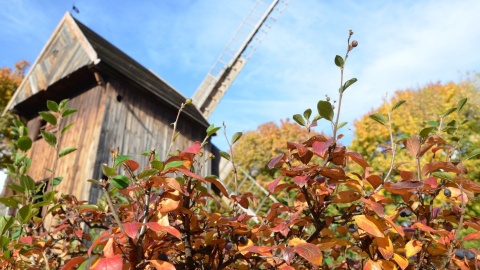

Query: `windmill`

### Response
(193, 0, 288, 215)
(192, 0, 288, 118)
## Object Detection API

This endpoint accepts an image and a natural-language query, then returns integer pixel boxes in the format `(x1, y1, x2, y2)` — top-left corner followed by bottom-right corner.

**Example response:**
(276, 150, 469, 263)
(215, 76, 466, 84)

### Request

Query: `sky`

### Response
(1, 0, 479, 154)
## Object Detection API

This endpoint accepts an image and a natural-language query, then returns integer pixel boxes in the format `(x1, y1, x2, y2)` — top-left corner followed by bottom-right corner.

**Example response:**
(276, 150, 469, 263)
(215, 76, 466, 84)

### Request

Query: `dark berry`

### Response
(225, 242, 233, 251)
(444, 188, 452, 198)
(466, 250, 475, 260)
(444, 222, 453, 232)
(351, 40, 358, 47)
(157, 253, 168, 261)
(455, 249, 465, 259)
(238, 235, 248, 245)
(348, 224, 358, 233)
(400, 209, 412, 217)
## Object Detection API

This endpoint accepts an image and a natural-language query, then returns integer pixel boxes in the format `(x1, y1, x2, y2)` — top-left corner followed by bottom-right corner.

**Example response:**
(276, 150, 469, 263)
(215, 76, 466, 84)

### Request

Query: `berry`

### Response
(400, 209, 412, 217)
(444, 188, 452, 198)
(466, 250, 475, 260)
(348, 224, 358, 233)
(455, 249, 465, 259)
(225, 242, 233, 251)
(157, 253, 168, 261)
(238, 235, 248, 245)
(351, 40, 358, 47)
(444, 222, 453, 232)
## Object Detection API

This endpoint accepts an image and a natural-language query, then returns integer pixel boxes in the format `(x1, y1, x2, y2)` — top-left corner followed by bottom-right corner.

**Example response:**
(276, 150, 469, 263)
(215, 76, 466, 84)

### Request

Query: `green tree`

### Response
(0, 61, 29, 168)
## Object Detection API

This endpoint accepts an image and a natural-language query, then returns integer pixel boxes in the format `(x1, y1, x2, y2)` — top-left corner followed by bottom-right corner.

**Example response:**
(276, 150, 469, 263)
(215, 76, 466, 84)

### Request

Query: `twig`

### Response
(101, 184, 125, 234)
(222, 122, 240, 196)
(165, 102, 187, 158)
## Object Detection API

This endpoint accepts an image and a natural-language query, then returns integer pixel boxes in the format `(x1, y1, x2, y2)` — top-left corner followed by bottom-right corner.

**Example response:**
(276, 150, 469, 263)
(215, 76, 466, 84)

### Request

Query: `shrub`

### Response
(1, 30, 479, 270)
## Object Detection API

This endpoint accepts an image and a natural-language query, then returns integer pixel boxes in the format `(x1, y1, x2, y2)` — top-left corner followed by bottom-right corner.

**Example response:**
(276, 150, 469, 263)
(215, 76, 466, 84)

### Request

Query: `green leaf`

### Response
(293, 114, 306, 126)
(137, 168, 159, 179)
(150, 160, 164, 171)
(303, 109, 312, 120)
(46, 100, 59, 112)
(114, 155, 131, 168)
(369, 113, 387, 126)
(58, 99, 69, 111)
(465, 149, 480, 161)
(219, 151, 231, 160)
(101, 164, 116, 177)
(432, 172, 454, 182)
(6, 184, 24, 194)
(392, 100, 406, 111)
(334, 55, 344, 68)
(317, 100, 334, 121)
(419, 127, 434, 139)
(0, 216, 14, 235)
(206, 124, 221, 137)
(341, 78, 357, 93)
(0, 197, 18, 208)
(456, 98, 467, 111)
(337, 122, 347, 130)
(109, 175, 129, 189)
(312, 114, 321, 122)
(40, 130, 57, 147)
(17, 204, 33, 223)
(52, 177, 63, 186)
(61, 123, 74, 134)
(61, 108, 77, 118)
(20, 175, 35, 192)
(443, 107, 457, 118)
(231, 132, 243, 144)
(17, 136, 32, 152)
(59, 147, 77, 158)
(164, 160, 184, 170)
(87, 179, 101, 185)
(39, 111, 57, 126)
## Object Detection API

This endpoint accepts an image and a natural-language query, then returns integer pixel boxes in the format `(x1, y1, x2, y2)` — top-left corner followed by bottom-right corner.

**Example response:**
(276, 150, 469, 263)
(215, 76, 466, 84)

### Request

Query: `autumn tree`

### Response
(0, 61, 29, 168)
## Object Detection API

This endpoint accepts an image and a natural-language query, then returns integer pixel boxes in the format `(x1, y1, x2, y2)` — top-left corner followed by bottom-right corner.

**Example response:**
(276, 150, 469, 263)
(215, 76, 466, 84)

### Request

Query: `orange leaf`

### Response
(294, 243, 323, 266)
(346, 152, 369, 169)
(405, 239, 422, 258)
(353, 215, 384, 238)
(148, 260, 176, 270)
(333, 191, 361, 203)
(124, 160, 139, 171)
(146, 223, 182, 240)
(462, 231, 480, 241)
(103, 238, 115, 258)
(363, 259, 382, 270)
(288, 237, 306, 246)
(91, 255, 123, 270)
(404, 135, 420, 157)
(360, 197, 385, 217)
(377, 236, 393, 260)
(60, 256, 87, 270)
(393, 253, 409, 270)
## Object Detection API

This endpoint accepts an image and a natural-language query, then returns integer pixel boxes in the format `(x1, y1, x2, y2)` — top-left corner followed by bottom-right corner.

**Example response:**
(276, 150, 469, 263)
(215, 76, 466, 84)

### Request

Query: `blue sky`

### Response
(1, 0, 480, 151)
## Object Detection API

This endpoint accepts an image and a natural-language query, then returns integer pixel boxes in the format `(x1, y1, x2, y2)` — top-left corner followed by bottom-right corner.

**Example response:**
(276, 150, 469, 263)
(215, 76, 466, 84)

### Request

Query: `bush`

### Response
(1, 30, 479, 270)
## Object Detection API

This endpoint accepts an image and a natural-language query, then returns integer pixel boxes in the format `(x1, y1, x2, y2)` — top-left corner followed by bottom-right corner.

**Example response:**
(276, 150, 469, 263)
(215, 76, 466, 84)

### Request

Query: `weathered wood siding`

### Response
(26, 85, 106, 201)
(9, 16, 94, 108)
(89, 78, 212, 202)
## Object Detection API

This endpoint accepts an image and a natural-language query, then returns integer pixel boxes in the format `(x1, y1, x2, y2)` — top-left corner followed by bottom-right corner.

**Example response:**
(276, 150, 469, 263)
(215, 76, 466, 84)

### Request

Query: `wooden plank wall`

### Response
(26, 85, 107, 202)
(11, 21, 91, 108)
(89, 78, 213, 202)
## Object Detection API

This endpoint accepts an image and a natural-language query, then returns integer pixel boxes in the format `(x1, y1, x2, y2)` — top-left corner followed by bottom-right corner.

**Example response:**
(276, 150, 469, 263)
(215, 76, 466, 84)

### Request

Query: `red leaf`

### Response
(312, 139, 333, 158)
(124, 159, 139, 171)
(267, 177, 282, 193)
(91, 255, 123, 270)
(346, 152, 369, 169)
(204, 176, 229, 197)
(294, 243, 323, 266)
(268, 153, 285, 169)
(60, 256, 87, 270)
(122, 222, 140, 240)
(182, 141, 201, 154)
(422, 161, 461, 175)
(146, 223, 182, 240)
(75, 229, 83, 238)
(424, 177, 438, 188)
(462, 231, 480, 241)
(293, 175, 309, 188)
(148, 260, 176, 270)
(19, 236, 32, 244)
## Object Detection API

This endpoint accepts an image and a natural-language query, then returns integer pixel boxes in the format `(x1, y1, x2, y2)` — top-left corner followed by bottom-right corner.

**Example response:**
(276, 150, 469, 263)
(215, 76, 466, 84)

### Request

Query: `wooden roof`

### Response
(5, 12, 209, 127)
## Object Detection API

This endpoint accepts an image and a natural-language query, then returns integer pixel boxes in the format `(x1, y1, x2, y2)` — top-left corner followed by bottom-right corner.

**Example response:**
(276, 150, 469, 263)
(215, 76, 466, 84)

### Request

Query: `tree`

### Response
(231, 119, 322, 184)
(0, 61, 29, 168)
